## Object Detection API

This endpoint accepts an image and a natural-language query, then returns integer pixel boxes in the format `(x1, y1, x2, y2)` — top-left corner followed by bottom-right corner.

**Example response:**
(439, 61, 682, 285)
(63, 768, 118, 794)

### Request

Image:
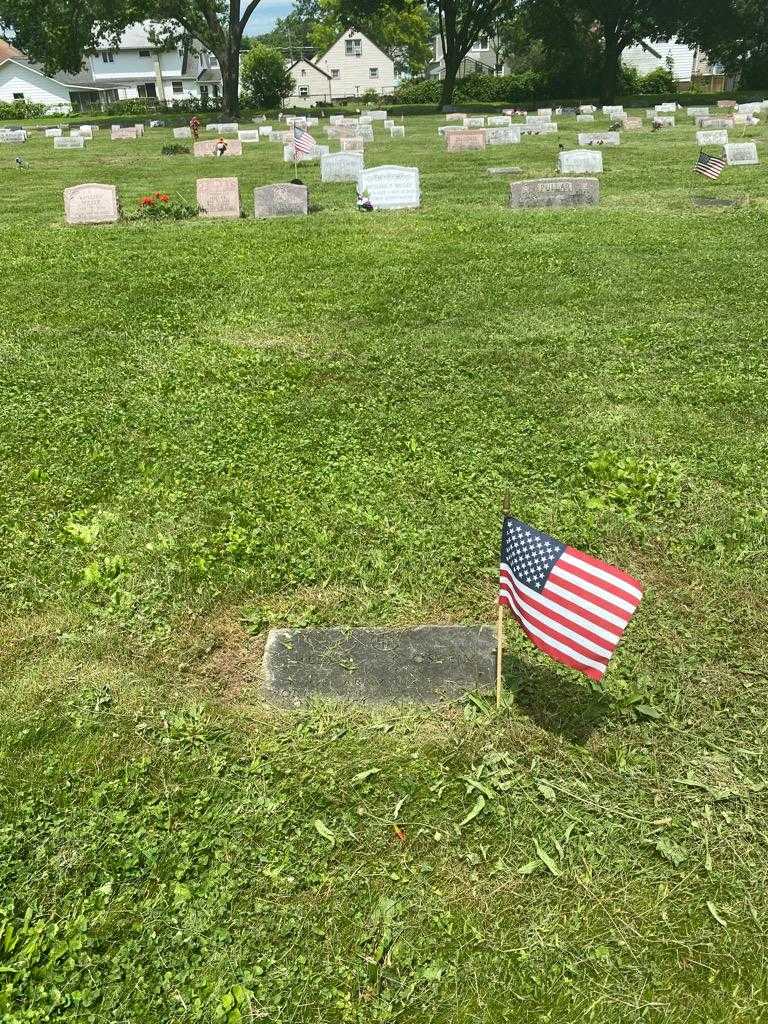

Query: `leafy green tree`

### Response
(254, 0, 322, 62)
(0, 0, 270, 116)
(303, 0, 431, 77)
(427, 0, 511, 107)
(241, 42, 295, 107)
(679, 0, 768, 88)
(518, 0, 684, 101)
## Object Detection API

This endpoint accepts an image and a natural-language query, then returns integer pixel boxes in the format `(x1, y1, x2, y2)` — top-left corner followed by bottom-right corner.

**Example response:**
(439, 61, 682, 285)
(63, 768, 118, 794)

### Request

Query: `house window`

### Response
(369, 67, 379, 78)
(331, 69, 340, 79)
(301, 69, 306, 77)
(13, 92, 24, 100)
(209, 53, 219, 67)
(299, 86, 309, 97)
(200, 85, 209, 101)
(172, 80, 183, 94)
(212, 84, 219, 97)
(345, 38, 362, 57)
(137, 82, 157, 98)
(101, 50, 114, 63)
(139, 49, 151, 57)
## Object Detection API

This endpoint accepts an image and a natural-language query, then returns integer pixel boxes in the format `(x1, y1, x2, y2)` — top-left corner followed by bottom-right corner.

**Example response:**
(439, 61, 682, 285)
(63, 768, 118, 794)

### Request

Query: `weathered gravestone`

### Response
(653, 116, 675, 127)
(271, 131, 293, 143)
(557, 148, 603, 174)
(253, 183, 308, 218)
(655, 102, 676, 113)
(64, 183, 119, 225)
(258, 126, 273, 136)
(329, 115, 345, 125)
(208, 122, 238, 133)
(357, 165, 420, 210)
(238, 130, 261, 142)
(75, 126, 93, 138)
(45, 128, 62, 138)
(437, 125, 465, 136)
(384, 119, 395, 129)
(487, 115, 512, 127)
(580, 104, 596, 113)
(54, 136, 85, 150)
(485, 127, 521, 145)
(283, 143, 328, 162)
(197, 177, 241, 219)
(445, 113, 464, 122)
(262, 625, 496, 706)
(193, 140, 243, 157)
(525, 114, 551, 124)
(509, 177, 599, 209)
(111, 128, 138, 140)
(697, 129, 728, 146)
(357, 125, 375, 142)
(578, 131, 620, 146)
(173, 127, 192, 139)
(717, 100, 737, 108)
(520, 122, 558, 134)
(692, 195, 745, 208)
(623, 116, 643, 130)
(369, 110, 388, 121)
(602, 105, 624, 117)
(560, 107, 578, 117)
(133, 124, 145, 136)
(321, 151, 364, 183)
(699, 117, 734, 129)
(487, 166, 524, 175)
(687, 106, 710, 117)
(447, 129, 486, 151)
(341, 137, 365, 152)
(389, 125, 405, 138)
(537, 107, 553, 117)
(725, 142, 759, 165)
(464, 116, 485, 128)
(576, 113, 595, 123)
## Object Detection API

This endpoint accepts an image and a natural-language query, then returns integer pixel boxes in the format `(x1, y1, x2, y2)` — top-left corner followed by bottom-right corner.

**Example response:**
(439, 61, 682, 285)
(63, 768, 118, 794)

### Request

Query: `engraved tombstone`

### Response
(446, 129, 486, 151)
(725, 142, 759, 165)
(64, 183, 119, 225)
(357, 165, 420, 210)
(557, 148, 603, 174)
(253, 183, 308, 218)
(485, 126, 521, 146)
(321, 151, 364, 183)
(55, 135, 86, 150)
(193, 140, 243, 157)
(509, 177, 599, 209)
(578, 131, 620, 146)
(697, 129, 728, 146)
(197, 176, 241, 219)
(173, 127, 192, 139)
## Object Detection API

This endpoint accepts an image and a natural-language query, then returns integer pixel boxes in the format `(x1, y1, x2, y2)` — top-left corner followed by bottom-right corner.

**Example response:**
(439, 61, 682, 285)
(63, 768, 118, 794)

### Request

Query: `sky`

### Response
(244, 0, 294, 37)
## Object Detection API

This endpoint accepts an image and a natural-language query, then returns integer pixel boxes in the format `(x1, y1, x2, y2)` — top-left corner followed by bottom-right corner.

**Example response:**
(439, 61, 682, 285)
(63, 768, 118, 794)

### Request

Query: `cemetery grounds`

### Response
(1, 112, 767, 1023)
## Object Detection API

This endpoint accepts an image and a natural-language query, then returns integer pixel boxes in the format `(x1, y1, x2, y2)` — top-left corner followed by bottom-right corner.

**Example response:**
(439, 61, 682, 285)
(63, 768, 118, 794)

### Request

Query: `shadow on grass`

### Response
(504, 655, 617, 744)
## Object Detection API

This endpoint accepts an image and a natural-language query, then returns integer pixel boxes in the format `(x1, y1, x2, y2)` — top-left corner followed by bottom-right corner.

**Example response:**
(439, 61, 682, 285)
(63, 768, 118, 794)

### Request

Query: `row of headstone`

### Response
(0, 129, 27, 143)
(63, 164, 419, 225)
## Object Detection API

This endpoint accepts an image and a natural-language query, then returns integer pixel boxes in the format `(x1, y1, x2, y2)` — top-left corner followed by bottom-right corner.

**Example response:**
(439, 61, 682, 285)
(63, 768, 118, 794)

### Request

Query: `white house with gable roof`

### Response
(284, 27, 396, 106)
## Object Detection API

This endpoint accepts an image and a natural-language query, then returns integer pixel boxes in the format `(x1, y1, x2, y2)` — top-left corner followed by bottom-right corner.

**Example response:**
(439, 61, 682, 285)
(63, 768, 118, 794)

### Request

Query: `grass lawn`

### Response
(1, 112, 767, 1023)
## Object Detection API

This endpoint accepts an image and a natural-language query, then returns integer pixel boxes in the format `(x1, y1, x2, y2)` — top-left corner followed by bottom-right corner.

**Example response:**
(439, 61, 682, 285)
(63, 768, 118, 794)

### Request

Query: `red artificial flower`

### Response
(158, 194, 170, 203)
(140, 196, 155, 206)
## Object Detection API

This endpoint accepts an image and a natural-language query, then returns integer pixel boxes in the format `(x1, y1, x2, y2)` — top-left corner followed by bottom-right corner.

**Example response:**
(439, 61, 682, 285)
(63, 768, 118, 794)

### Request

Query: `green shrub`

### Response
(161, 144, 190, 156)
(241, 44, 294, 108)
(126, 192, 199, 221)
(639, 66, 677, 94)
(455, 71, 547, 103)
(392, 79, 441, 105)
(0, 99, 46, 120)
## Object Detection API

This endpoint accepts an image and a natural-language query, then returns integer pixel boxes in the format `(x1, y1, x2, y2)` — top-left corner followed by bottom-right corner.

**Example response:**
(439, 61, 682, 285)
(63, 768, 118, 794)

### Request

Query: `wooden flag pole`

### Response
(496, 492, 510, 708)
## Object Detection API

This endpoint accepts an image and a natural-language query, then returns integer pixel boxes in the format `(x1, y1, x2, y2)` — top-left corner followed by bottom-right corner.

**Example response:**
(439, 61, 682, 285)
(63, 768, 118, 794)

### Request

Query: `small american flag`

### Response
(499, 516, 643, 682)
(292, 124, 316, 156)
(695, 151, 726, 180)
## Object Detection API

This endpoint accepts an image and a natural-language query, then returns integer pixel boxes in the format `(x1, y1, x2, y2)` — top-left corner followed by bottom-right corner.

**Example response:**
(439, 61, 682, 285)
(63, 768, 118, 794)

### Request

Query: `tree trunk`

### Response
(439, 52, 460, 108)
(599, 27, 621, 103)
(220, 51, 241, 117)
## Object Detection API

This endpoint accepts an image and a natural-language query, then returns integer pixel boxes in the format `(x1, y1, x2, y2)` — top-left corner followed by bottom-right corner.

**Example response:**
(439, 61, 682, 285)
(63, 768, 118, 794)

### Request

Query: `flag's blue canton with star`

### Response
(502, 517, 565, 594)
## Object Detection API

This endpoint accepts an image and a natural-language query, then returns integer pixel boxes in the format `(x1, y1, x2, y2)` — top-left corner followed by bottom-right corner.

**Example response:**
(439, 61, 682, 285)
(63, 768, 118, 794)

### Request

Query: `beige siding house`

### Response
(284, 28, 396, 106)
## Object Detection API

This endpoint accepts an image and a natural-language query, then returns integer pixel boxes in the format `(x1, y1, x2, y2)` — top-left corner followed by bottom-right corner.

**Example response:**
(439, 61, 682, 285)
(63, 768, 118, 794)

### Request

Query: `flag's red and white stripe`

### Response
(292, 125, 316, 156)
(500, 547, 643, 681)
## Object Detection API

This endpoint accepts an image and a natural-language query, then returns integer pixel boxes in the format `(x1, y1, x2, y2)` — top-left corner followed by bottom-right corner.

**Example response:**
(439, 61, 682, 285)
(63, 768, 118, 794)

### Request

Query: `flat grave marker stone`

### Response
(485, 126, 521, 145)
(238, 130, 261, 142)
(520, 122, 558, 134)
(54, 135, 85, 150)
(173, 127, 192, 139)
(262, 625, 496, 706)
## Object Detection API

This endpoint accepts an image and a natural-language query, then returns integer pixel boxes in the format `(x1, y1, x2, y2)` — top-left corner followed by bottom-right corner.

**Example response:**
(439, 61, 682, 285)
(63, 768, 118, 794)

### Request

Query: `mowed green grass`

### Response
(1, 113, 767, 1023)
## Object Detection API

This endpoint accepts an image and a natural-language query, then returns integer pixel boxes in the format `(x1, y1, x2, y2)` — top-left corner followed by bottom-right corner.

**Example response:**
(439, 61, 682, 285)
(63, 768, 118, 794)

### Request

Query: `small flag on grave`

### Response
(694, 151, 726, 180)
(292, 124, 316, 156)
(496, 514, 643, 700)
